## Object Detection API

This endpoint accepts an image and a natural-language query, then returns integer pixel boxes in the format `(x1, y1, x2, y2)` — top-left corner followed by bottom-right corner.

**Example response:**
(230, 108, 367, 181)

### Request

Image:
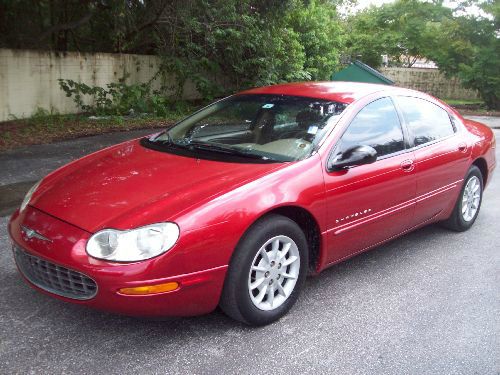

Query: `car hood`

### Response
(30, 139, 285, 233)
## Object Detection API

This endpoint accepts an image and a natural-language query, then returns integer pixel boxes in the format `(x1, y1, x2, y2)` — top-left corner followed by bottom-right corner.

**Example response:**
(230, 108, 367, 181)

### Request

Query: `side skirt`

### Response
(318, 212, 441, 272)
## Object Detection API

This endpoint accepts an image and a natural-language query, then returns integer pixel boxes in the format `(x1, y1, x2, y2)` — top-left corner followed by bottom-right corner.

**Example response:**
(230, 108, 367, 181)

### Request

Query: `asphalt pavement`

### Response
(0, 121, 498, 374)
(467, 116, 500, 129)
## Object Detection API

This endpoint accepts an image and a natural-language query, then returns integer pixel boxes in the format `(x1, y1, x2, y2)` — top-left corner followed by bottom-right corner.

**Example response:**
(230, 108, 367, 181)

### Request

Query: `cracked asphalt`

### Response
(0, 122, 498, 374)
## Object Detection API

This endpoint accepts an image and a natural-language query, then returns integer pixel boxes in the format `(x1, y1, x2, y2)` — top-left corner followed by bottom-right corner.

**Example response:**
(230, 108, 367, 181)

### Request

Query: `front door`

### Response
(322, 97, 417, 265)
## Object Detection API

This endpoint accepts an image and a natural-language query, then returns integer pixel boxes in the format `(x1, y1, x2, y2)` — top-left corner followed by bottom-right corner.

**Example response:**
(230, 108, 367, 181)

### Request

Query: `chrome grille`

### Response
(13, 245, 97, 300)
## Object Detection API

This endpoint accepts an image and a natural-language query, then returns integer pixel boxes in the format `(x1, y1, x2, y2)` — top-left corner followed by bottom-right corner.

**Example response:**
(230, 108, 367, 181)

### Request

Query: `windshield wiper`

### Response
(152, 129, 173, 145)
(143, 137, 283, 162)
(187, 141, 275, 161)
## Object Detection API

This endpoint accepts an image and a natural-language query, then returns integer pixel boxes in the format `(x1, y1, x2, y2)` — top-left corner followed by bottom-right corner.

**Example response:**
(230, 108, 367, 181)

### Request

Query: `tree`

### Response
(0, 0, 170, 53)
(0, 0, 347, 100)
(286, 0, 344, 80)
(427, 0, 500, 109)
(344, 0, 500, 109)
(344, 0, 451, 67)
(154, 0, 345, 98)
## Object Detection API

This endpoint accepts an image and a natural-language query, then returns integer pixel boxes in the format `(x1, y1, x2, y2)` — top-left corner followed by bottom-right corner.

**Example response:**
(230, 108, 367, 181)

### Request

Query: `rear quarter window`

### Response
(395, 96, 455, 147)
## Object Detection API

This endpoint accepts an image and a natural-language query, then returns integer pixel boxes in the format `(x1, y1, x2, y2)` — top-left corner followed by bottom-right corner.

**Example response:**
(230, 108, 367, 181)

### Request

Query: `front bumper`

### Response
(8, 207, 228, 317)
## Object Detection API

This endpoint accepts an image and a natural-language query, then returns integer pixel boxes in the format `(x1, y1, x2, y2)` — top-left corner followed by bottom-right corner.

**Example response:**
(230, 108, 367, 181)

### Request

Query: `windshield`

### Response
(148, 94, 346, 162)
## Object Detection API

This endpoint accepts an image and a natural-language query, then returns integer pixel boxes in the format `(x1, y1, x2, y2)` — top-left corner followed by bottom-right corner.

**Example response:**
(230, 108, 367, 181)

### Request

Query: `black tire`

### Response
(441, 165, 483, 232)
(219, 214, 309, 326)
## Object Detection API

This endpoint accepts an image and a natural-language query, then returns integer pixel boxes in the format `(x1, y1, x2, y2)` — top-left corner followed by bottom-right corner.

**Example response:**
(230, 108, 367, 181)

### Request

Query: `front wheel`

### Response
(220, 214, 308, 326)
(442, 165, 483, 232)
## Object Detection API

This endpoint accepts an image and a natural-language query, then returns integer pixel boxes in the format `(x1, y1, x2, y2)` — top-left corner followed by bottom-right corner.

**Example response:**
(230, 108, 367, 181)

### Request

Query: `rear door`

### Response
(323, 97, 417, 265)
(393, 96, 471, 226)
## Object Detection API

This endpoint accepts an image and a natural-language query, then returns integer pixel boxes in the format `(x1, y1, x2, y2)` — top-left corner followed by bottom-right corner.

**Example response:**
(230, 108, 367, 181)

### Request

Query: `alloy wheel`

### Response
(247, 235, 300, 311)
(461, 175, 481, 222)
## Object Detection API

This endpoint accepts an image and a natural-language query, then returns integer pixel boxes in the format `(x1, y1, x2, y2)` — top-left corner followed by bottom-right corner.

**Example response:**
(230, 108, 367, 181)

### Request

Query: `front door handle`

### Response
(401, 159, 415, 172)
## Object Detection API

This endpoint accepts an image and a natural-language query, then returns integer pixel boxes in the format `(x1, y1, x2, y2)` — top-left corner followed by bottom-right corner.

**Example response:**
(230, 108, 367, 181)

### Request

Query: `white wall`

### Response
(0, 49, 480, 123)
(0, 49, 203, 122)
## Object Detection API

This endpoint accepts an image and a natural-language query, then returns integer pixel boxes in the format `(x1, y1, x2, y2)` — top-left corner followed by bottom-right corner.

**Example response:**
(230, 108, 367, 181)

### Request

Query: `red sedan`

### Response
(8, 82, 496, 325)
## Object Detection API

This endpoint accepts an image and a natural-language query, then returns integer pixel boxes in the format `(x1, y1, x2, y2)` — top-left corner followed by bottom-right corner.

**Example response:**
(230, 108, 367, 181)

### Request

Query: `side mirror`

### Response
(329, 145, 377, 171)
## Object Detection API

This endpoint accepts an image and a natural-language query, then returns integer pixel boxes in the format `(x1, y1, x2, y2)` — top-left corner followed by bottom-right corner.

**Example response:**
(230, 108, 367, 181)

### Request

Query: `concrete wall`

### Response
(380, 67, 479, 100)
(0, 49, 205, 122)
(0, 49, 481, 122)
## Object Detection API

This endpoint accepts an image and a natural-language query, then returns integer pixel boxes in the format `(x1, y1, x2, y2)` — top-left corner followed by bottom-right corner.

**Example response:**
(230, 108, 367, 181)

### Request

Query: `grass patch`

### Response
(443, 99, 485, 106)
(442, 98, 500, 116)
(0, 106, 197, 152)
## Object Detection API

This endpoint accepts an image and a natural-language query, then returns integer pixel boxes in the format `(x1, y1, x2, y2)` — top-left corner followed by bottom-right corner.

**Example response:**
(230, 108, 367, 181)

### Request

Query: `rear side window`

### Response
(395, 96, 455, 147)
(338, 97, 405, 157)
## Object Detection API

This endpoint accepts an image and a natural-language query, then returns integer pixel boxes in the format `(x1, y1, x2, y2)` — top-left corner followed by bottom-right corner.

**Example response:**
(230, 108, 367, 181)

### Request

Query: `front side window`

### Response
(145, 95, 346, 162)
(395, 96, 455, 147)
(336, 97, 405, 158)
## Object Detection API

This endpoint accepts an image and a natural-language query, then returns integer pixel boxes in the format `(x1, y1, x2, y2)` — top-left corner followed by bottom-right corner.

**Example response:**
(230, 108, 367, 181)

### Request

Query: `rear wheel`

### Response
(442, 165, 483, 232)
(220, 214, 308, 326)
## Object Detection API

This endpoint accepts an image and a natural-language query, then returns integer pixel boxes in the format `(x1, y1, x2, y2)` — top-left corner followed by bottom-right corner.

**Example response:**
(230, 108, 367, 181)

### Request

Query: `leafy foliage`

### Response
(344, 0, 500, 109)
(2, 0, 498, 109)
(344, 0, 450, 67)
(285, 1, 344, 80)
(58, 77, 181, 116)
(2, 0, 345, 100)
(0, 0, 169, 53)
(426, 1, 500, 109)
(155, 0, 344, 98)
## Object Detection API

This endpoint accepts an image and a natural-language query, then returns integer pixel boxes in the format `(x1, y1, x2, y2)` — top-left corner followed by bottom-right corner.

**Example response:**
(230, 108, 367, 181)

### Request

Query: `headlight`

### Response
(86, 223, 180, 262)
(20, 180, 41, 212)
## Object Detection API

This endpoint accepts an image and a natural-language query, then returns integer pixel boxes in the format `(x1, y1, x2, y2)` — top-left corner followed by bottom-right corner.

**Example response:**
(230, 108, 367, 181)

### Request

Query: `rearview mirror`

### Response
(329, 145, 377, 171)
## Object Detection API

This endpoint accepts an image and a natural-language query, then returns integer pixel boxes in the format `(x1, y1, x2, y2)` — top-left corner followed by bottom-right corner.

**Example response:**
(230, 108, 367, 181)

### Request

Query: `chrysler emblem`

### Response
(20, 225, 52, 242)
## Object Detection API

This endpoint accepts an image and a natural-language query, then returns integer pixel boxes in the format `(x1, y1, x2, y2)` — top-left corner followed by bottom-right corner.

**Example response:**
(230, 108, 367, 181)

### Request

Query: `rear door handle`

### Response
(458, 142, 468, 153)
(401, 159, 414, 172)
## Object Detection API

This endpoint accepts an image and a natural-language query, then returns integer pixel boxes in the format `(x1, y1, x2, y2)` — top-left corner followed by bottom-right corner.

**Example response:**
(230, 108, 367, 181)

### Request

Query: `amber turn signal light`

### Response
(119, 281, 180, 295)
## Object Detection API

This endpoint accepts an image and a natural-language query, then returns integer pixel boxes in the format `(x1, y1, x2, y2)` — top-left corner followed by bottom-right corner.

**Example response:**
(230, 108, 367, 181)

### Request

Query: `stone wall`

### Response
(380, 67, 479, 100)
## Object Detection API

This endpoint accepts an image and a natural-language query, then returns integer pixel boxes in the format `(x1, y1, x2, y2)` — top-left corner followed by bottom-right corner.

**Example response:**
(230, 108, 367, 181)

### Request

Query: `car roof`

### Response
(238, 81, 398, 104)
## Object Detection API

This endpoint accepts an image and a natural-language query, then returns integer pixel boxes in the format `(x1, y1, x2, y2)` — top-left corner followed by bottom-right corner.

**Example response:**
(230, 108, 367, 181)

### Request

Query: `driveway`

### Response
(0, 123, 498, 374)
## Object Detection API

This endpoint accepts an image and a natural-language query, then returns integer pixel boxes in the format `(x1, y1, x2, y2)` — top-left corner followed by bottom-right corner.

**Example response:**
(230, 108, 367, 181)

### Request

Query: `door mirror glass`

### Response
(330, 145, 377, 170)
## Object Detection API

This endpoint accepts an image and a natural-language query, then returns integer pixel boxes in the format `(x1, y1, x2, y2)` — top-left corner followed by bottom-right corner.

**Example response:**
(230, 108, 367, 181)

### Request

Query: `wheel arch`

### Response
(472, 157, 488, 186)
(256, 205, 322, 274)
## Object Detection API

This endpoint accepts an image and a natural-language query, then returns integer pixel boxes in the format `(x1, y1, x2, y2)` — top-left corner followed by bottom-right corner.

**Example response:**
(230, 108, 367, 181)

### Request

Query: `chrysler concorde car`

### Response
(8, 82, 496, 325)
